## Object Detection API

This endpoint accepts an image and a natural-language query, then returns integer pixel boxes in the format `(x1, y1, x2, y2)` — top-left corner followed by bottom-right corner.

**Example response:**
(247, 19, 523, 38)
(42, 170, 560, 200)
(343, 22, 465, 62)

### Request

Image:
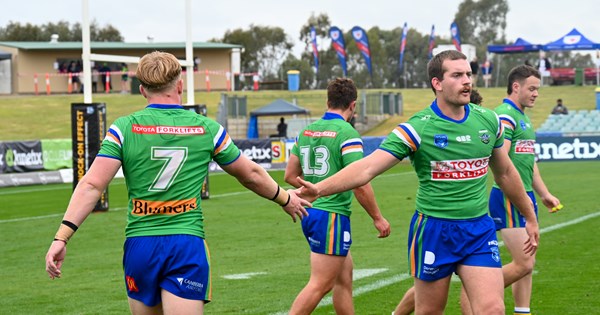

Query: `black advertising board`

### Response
(71, 103, 108, 211)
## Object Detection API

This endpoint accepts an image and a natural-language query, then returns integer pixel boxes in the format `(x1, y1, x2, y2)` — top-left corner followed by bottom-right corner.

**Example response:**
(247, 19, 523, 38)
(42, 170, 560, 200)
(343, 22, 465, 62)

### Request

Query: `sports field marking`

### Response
(353, 268, 388, 280)
(222, 272, 268, 280)
(270, 211, 600, 314)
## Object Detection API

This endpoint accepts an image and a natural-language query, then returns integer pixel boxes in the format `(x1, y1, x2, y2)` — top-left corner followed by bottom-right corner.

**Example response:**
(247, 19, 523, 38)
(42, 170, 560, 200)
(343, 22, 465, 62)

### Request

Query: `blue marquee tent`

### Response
(543, 28, 600, 51)
(487, 38, 542, 54)
(247, 99, 310, 139)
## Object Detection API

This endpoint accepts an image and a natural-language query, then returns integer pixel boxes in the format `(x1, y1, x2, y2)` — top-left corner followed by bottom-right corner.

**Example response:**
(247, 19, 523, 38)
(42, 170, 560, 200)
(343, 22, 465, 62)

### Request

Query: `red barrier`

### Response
(253, 74, 259, 91)
(105, 73, 111, 93)
(67, 73, 73, 94)
(205, 69, 211, 92)
(45, 73, 51, 95)
(226, 71, 231, 91)
(34, 74, 39, 95)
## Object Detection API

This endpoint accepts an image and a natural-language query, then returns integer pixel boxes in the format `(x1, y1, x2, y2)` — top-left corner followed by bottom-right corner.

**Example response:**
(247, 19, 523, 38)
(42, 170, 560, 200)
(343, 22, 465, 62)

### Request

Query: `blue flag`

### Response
(428, 25, 435, 59)
(450, 22, 461, 52)
(329, 26, 348, 77)
(398, 23, 408, 72)
(310, 26, 319, 74)
(351, 26, 373, 76)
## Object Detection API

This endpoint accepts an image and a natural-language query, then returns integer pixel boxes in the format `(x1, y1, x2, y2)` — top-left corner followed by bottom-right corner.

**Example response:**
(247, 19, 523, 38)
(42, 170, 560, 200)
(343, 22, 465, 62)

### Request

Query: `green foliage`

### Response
(1, 162, 599, 314)
(216, 25, 294, 79)
(454, 0, 509, 58)
(0, 20, 123, 42)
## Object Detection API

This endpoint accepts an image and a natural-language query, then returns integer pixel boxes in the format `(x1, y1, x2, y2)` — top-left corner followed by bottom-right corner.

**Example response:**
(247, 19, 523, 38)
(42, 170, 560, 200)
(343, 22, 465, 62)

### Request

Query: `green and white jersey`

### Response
(291, 112, 363, 217)
(98, 104, 240, 238)
(494, 99, 536, 191)
(379, 100, 504, 219)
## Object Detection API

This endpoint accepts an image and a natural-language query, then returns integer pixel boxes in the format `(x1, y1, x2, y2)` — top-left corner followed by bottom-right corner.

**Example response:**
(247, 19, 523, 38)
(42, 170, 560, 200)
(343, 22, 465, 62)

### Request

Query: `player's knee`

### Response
(472, 298, 504, 315)
(515, 257, 536, 275)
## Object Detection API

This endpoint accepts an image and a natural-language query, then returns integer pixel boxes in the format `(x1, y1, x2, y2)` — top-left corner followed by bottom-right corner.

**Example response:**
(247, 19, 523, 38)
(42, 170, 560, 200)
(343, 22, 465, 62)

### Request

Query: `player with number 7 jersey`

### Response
(99, 105, 239, 238)
(45, 52, 310, 315)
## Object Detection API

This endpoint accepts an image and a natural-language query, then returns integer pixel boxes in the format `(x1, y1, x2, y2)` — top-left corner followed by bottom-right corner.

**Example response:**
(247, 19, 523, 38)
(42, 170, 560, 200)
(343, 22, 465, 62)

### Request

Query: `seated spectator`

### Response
(551, 99, 569, 115)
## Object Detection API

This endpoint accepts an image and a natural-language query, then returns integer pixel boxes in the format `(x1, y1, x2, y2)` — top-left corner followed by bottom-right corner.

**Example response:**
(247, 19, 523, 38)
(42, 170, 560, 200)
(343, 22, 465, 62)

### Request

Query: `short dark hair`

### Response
(427, 50, 467, 94)
(470, 89, 483, 105)
(557, 98, 562, 103)
(506, 65, 540, 94)
(327, 78, 357, 110)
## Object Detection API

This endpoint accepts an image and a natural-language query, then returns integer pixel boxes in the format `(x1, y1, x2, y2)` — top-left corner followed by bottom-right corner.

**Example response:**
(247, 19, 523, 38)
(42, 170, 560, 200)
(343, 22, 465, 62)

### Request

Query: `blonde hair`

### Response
(136, 51, 181, 93)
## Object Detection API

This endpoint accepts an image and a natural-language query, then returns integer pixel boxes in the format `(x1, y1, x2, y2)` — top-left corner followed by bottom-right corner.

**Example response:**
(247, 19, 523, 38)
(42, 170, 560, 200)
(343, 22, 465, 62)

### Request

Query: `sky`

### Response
(2, 0, 599, 57)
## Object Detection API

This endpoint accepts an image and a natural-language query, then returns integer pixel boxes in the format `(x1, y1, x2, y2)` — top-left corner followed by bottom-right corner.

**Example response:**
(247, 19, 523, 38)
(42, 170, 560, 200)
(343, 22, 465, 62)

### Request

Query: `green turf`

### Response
(1, 85, 597, 140)
(1, 161, 598, 314)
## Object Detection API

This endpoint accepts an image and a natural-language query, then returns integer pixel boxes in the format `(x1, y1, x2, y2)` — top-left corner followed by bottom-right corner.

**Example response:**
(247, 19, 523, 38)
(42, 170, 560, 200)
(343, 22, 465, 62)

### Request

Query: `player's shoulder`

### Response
(493, 102, 516, 115)
(469, 104, 499, 123)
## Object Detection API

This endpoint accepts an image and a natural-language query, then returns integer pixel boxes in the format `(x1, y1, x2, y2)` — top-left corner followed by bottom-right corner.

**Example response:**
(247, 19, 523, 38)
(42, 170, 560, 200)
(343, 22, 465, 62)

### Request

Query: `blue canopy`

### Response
(247, 99, 310, 139)
(487, 38, 542, 54)
(543, 28, 600, 51)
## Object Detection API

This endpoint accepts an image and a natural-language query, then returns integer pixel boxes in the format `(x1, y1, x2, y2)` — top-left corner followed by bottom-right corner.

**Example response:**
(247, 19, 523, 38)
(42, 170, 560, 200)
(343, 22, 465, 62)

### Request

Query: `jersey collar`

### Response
(430, 99, 470, 123)
(502, 98, 524, 114)
(322, 112, 345, 121)
(147, 104, 185, 109)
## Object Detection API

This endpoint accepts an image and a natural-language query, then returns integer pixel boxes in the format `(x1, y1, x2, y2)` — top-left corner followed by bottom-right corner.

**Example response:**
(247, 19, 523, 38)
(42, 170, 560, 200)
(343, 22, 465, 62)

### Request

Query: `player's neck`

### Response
(507, 96, 525, 111)
(146, 94, 182, 106)
(327, 108, 351, 121)
(436, 98, 466, 120)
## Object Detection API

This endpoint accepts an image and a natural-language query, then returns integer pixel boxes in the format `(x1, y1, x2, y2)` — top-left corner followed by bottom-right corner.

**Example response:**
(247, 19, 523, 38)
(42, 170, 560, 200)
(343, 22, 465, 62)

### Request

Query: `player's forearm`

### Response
(532, 163, 551, 198)
(353, 183, 383, 221)
(317, 158, 374, 197)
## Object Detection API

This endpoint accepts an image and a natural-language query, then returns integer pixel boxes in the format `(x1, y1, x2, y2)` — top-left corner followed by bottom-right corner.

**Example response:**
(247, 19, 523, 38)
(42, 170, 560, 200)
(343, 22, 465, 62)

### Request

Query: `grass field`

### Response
(0, 85, 598, 140)
(1, 161, 599, 314)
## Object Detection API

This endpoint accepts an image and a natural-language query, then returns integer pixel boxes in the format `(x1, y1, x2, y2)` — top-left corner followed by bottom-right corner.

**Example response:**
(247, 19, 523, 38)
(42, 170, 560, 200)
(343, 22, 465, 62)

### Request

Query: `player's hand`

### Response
(523, 220, 539, 256)
(281, 189, 310, 223)
(541, 194, 562, 213)
(45, 241, 67, 279)
(373, 217, 391, 238)
(295, 177, 319, 203)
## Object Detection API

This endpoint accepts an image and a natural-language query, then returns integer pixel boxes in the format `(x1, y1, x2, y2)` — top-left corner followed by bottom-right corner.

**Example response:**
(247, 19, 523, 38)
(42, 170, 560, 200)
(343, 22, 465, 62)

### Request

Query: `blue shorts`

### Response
(489, 187, 538, 230)
(123, 234, 211, 306)
(408, 211, 501, 281)
(301, 208, 351, 256)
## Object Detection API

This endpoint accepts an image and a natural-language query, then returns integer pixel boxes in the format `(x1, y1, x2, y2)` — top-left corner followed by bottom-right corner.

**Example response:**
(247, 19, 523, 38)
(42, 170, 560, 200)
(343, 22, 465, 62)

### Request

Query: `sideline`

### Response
(269, 211, 600, 314)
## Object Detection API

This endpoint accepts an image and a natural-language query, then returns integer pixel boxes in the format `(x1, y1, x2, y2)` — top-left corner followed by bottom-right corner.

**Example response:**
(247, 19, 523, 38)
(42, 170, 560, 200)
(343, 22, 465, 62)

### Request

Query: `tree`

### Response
(217, 25, 294, 80)
(296, 12, 343, 89)
(454, 0, 509, 59)
(0, 20, 123, 42)
(280, 54, 315, 90)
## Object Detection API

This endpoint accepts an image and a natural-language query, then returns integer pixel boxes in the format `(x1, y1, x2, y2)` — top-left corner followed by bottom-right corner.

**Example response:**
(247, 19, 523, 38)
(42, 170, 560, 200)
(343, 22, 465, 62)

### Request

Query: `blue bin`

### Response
(596, 87, 600, 110)
(287, 70, 300, 91)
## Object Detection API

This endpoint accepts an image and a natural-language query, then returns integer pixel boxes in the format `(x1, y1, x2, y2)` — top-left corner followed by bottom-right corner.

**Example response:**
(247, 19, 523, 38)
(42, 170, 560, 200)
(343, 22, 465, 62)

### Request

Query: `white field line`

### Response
(0, 171, 413, 223)
(270, 211, 600, 314)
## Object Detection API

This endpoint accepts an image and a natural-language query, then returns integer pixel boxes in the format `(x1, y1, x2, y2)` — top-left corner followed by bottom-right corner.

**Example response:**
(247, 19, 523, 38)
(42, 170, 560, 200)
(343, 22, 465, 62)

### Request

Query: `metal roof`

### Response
(0, 41, 242, 50)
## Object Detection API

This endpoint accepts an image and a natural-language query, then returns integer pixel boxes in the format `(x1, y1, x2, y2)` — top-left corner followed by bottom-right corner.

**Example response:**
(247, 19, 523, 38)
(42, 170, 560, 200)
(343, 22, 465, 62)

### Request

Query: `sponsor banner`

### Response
(71, 103, 108, 211)
(0, 140, 44, 173)
(0, 171, 64, 187)
(236, 139, 273, 164)
(536, 135, 600, 161)
(41, 139, 72, 170)
(271, 140, 285, 163)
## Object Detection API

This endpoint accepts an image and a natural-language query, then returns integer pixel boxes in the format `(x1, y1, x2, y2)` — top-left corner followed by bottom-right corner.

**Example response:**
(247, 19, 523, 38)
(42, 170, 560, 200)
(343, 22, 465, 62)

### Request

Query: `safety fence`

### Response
(18, 69, 260, 95)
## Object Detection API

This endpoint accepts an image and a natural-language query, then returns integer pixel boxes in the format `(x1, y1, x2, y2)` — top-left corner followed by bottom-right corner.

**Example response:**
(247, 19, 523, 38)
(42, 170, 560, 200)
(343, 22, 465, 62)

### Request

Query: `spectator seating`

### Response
(537, 110, 600, 134)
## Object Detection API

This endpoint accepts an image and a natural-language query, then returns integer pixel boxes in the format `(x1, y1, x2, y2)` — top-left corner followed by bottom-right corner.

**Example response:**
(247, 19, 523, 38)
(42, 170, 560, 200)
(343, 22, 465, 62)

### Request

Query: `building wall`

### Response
(0, 46, 233, 94)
